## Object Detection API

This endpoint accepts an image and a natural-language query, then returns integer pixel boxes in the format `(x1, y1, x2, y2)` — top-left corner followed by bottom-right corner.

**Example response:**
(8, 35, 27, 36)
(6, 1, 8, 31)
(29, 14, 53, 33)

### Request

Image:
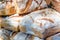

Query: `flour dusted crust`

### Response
(14, 0, 47, 14)
(11, 32, 43, 40)
(0, 0, 16, 16)
(46, 33, 60, 40)
(19, 8, 60, 38)
(2, 14, 23, 31)
(0, 29, 10, 40)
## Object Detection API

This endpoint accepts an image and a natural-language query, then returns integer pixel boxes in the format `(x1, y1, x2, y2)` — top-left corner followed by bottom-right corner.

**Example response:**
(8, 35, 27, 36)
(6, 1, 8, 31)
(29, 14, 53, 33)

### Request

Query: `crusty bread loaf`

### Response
(0, 0, 16, 16)
(13, 0, 47, 15)
(1, 15, 23, 31)
(19, 8, 60, 38)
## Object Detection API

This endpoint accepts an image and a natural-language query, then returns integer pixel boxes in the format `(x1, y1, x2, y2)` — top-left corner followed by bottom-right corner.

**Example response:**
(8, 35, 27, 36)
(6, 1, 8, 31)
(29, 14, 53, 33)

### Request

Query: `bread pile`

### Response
(0, 0, 60, 40)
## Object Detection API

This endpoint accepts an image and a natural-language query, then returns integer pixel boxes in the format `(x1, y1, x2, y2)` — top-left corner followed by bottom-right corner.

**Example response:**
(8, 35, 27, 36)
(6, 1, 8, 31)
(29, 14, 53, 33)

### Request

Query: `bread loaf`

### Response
(11, 32, 43, 40)
(0, 0, 16, 16)
(19, 8, 60, 38)
(13, 0, 47, 15)
(1, 14, 23, 31)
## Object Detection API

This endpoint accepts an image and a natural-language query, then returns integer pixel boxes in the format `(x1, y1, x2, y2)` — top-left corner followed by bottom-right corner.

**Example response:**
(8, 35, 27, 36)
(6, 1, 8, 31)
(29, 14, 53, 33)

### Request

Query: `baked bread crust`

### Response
(11, 32, 43, 40)
(19, 8, 60, 38)
(46, 33, 60, 40)
(0, 0, 16, 16)
(14, 0, 47, 15)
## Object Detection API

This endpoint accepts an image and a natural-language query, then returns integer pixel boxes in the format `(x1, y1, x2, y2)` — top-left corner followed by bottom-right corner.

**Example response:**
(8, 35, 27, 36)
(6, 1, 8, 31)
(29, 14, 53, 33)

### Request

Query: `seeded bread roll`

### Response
(13, 0, 47, 15)
(11, 32, 43, 40)
(19, 8, 60, 38)
(46, 33, 60, 40)
(0, 29, 10, 40)
(0, 0, 16, 16)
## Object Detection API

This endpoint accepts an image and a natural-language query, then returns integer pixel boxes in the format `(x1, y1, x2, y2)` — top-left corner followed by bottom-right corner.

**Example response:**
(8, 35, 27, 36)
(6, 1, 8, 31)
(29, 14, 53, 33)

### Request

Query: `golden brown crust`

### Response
(19, 0, 32, 14)
(19, 26, 26, 32)
(45, 0, 52, 5)
(51, 0, 60, 12)
(5, 3, 16, 15)
(40, 17, 54, 23)
(44, 27, 60, 38)
(0, 0, 16, 16)
(10, 32, 18, 40)
(32, 28, 43, 38)
(46, 37, 52, 40)
(0, 17, 3, 29)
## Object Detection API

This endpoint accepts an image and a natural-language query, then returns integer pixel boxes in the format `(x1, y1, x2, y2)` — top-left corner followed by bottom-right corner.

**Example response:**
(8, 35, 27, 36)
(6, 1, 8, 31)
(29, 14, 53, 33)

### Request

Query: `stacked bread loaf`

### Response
(0, 0, 60, 40)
